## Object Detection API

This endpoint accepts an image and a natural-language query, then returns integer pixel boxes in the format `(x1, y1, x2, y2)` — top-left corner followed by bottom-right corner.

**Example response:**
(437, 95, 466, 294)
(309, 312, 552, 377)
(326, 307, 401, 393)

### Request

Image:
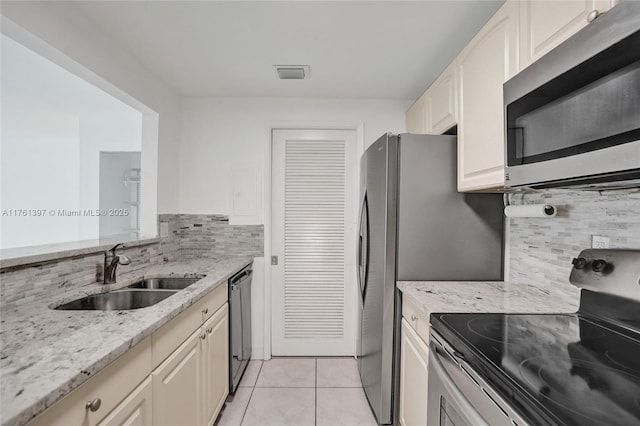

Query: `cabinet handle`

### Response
(411, 314, 418, 321)
(206, 327, 213, 334)
(202, 308, 209, 315)
(86, 398, 102, 412)
(587, 9, 600, 22)
(200, 333, 207, 340)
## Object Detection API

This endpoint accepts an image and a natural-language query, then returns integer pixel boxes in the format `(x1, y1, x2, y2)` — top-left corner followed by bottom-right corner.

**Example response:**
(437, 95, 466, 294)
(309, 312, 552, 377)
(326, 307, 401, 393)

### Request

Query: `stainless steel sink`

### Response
(126, 277, 203, 290)
(54, 289, 177, 311)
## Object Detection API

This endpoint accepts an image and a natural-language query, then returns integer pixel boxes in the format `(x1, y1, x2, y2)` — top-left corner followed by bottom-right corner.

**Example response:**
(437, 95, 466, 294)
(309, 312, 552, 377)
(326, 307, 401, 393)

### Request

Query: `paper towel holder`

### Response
(504, 204, 557, 218)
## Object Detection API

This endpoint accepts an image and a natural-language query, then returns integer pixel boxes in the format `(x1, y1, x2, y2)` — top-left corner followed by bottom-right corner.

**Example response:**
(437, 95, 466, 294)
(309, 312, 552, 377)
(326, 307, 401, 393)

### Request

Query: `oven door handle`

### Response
(430, 347, 490, 426)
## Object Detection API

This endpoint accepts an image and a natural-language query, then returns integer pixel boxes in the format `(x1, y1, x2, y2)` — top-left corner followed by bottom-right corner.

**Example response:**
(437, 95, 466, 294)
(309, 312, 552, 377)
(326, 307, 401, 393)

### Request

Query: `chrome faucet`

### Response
(103, 243, 131, 284)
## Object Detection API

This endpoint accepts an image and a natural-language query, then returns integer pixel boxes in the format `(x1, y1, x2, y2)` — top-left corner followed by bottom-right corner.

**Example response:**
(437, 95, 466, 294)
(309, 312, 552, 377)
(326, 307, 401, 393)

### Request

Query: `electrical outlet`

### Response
(591, 235, 610, 248)
(160, 222, 169, 237)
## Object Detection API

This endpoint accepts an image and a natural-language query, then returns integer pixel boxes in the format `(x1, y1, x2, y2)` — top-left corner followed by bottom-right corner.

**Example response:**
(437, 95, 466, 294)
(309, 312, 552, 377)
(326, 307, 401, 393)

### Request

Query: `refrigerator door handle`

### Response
(358, 192, 370, 302)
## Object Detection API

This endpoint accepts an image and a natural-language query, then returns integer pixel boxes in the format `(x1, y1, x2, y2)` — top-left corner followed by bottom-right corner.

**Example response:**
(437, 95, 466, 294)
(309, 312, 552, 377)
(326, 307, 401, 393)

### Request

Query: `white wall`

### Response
(178, 97, 410, 223)
(0, 1, 182, 214)
(178, 97, 408, 359)
(1, 111, 81, 248)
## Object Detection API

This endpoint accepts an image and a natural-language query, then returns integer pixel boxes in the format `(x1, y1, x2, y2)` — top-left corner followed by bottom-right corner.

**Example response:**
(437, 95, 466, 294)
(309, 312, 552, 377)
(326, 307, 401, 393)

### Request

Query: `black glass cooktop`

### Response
(431, 313, 640, 426)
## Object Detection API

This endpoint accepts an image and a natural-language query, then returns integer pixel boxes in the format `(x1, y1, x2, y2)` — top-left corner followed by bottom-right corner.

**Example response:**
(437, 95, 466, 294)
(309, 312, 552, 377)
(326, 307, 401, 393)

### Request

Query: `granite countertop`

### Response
(397, 281, 580, 318)
(0, 256, 252, 426)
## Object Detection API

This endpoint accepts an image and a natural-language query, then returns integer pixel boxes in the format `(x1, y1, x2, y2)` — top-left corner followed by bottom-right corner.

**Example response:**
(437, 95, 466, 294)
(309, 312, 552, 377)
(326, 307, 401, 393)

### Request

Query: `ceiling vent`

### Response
(274, 65, 310, 80)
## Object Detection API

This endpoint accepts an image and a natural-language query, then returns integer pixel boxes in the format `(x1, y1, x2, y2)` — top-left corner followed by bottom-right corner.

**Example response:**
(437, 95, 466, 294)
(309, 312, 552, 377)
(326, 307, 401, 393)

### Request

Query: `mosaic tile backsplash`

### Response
(2, 188, 636, 313)
(166, 214, 264, 259)
(0, 215, 263, 312)
(508, 187, 640, 302)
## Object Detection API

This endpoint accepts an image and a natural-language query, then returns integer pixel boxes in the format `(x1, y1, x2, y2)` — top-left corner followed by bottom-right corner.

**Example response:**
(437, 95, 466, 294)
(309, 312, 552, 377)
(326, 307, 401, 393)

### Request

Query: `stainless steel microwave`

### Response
(504, 2, 640, 189)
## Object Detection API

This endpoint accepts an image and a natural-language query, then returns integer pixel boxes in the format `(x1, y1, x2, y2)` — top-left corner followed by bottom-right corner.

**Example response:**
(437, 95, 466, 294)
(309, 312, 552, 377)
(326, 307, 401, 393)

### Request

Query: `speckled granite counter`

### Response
(0, 257, 252, 426)
(396, 281, 580, 318)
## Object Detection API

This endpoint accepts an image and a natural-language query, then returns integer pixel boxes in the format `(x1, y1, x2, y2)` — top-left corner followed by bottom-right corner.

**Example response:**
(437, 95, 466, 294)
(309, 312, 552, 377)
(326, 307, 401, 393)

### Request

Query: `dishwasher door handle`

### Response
(231, 269, 253, 284)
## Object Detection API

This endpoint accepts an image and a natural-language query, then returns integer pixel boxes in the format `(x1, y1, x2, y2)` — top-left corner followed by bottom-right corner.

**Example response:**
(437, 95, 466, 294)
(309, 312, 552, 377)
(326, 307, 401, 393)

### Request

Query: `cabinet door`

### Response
(98, 377, 152, 426)
(405, 93, 427, 134)
(152, 329, 201, 426)
(427, 60, 457, 135)
(457, 1, 518, 192)
(399, 319, 429, 426)
(519, 0, 611, 70)
(201, 304, 229, 426)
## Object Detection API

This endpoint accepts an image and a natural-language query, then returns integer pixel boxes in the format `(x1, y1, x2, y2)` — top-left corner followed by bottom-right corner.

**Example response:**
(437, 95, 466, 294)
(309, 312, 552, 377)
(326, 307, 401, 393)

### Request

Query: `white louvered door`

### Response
(271, 129, 357, 356)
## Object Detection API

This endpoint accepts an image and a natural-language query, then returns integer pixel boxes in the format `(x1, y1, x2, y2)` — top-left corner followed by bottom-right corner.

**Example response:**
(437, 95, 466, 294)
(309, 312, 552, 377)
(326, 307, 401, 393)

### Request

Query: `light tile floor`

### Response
(216, 357, 377, 426)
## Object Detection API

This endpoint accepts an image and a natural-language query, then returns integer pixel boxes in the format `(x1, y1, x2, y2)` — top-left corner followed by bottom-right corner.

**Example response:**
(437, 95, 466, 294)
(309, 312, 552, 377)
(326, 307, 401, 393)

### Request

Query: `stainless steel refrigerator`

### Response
(357, 133, 504, 425)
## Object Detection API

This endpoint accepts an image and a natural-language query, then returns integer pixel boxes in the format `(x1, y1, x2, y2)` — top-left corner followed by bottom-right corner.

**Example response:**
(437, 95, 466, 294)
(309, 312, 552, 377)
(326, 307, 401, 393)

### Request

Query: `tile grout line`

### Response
(316, 386, 364, 388)
(239, 361, 263, 426)
(253, 383, 318, 387)
(315, 357, 318, 426)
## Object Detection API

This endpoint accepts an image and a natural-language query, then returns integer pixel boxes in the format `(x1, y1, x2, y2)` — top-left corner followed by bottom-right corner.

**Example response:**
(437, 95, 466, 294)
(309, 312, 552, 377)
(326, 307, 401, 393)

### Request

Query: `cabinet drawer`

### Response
(28, 338, 152, 426)
(401, 297, 430, 345)
(152, 283, 227, 368)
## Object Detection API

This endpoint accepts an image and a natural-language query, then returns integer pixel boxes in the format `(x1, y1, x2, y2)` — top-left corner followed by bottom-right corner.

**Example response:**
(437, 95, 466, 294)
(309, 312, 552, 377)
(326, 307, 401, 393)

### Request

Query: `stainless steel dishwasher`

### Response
(229, 264, 252, 394)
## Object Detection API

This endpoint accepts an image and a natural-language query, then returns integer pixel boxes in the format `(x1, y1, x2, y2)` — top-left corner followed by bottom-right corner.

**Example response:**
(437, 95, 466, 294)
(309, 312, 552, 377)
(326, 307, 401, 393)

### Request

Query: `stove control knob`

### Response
(591, 259, 608, 273)
(572, 257, 587, 270)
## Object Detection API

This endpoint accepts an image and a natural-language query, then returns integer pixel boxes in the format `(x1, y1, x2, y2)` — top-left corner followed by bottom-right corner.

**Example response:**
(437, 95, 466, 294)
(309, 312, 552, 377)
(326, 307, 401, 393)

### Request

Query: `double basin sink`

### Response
(54, 277, 204, 311)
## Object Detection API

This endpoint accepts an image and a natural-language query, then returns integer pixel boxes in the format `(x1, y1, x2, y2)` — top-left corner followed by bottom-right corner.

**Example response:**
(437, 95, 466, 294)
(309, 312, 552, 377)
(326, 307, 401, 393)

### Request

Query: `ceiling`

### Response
(69, 1, 504, 100)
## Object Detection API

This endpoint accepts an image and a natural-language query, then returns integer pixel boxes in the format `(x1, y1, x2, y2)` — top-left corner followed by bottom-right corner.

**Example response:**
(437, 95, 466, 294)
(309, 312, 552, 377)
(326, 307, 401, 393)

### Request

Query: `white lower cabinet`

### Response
(28, 339, 152, 426)
(152, 329, 201, 426)
(153, 303, 229, 426)
(399, 318, 430, 426)
(98, 377, 153, 426)
(201, 304, 229, 426)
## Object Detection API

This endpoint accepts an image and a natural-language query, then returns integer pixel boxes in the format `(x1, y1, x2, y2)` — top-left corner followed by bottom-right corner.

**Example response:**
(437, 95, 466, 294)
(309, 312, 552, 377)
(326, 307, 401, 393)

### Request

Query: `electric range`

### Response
(428, 249, 640, 426)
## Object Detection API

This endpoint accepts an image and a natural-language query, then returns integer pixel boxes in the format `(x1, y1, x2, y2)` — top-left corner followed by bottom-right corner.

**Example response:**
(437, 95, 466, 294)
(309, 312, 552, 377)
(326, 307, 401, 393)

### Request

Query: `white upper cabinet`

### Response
(456, 0, 519, 191)
(405, 61, 457, 136)
(426, 60, 457, 135)
(404, 0, 620, 191)
(519, 0, 612, 70)
(405, 93, 427, 134)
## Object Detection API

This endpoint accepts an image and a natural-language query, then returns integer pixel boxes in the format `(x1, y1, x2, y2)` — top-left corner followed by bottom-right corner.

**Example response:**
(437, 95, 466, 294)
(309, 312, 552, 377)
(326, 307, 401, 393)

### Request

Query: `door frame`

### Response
(262, 121, 365, 360)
